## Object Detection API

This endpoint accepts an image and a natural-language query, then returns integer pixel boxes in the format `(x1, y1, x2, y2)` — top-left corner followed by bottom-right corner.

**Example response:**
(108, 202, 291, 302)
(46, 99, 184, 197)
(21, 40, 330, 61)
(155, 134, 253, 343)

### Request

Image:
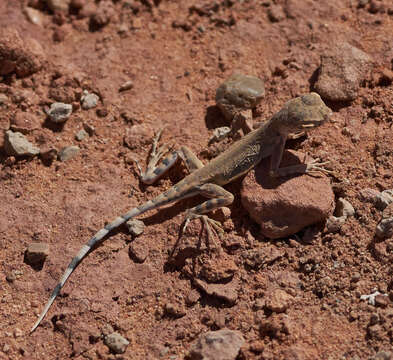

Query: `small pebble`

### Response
(104, 332, 129, 354)
(58, 145, 80, 162)
(336, 198, 355, 218)
(81, 91, 99, 110)
(25, 242, 49, 266)
(4, 130, 40, 156)
(126, 219, 145, 237)
(119, 80, 134, 92)
(46, 102, 73, 123)
(75, 129, 88, 141)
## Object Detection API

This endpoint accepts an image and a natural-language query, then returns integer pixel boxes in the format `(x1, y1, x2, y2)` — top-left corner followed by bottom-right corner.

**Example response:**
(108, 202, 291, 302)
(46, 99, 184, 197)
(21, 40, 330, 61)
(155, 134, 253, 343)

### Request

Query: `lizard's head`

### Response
(272, 92, 332, 134)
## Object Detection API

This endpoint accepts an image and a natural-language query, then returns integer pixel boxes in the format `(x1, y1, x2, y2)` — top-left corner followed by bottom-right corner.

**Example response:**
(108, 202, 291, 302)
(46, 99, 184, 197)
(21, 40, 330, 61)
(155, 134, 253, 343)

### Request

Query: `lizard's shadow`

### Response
(253, 150, 306, 190)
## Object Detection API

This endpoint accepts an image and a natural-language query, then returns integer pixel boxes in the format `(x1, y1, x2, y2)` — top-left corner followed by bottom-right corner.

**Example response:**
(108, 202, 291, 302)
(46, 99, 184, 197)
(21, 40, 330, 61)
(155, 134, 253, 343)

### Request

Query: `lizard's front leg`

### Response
(269, 134, 332, 177)
(181, 183, 234, 247)
(136, 129, 204, 185)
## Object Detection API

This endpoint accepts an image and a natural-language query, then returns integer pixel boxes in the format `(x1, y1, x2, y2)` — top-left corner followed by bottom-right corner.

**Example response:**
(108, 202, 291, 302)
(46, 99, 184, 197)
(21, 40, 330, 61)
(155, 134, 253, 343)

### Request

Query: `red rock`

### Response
(241, 150, 334, 239)
(265, 288, 293, 313)
(10, 112, 41, 134)
(0, 28, 45, 77)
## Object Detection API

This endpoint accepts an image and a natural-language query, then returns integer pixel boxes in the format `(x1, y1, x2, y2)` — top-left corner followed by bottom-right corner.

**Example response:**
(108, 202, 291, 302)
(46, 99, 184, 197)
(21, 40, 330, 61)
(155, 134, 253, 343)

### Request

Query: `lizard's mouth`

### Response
(301, 120, 322, 129)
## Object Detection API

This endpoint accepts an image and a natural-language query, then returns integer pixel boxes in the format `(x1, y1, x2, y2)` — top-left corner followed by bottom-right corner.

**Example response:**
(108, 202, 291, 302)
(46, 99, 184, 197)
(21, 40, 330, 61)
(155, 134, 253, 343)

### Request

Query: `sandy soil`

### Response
(0, 0, 393, 359)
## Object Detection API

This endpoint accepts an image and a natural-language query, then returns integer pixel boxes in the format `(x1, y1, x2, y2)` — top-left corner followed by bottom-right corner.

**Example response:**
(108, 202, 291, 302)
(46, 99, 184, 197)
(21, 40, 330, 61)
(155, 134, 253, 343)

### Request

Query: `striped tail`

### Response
(31, 187, 187, 333)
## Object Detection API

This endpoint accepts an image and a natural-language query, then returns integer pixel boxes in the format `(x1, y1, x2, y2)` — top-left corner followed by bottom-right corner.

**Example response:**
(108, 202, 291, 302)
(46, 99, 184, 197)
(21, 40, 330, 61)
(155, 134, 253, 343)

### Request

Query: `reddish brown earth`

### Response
(0, 0, 393, 359)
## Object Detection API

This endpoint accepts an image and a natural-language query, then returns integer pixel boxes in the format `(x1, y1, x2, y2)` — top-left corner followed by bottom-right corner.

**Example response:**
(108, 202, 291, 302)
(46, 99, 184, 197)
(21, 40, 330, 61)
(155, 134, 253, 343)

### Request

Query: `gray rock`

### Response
(47, 102, 72, 123)
(58, 145, 80, 161)
(336, 198, 355, 218)
(376, 190, 393, 210)
(25, 242, 49, 266)
(216, 73, 265, 121)
(126, 219, 145, 237)
(315, 42, 373, 102)
(4, 130, 40, 156)
(209, 126, 231, 144)
(104, 332, 129, 354)
(188, 329, 244, 360)
(75, 129, 88, 141)
(376, 218, 393, 239)
(81, 91, 99, 110)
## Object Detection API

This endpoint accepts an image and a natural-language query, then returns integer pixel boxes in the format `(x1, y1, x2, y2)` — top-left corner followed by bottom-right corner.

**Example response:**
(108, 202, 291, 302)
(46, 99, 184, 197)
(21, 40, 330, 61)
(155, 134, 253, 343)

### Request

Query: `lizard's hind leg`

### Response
(181, 183, 234, 248)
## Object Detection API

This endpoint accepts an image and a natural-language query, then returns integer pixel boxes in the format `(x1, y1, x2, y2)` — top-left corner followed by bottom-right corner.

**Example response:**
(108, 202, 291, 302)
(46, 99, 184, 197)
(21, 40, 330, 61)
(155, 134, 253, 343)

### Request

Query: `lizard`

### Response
(30, 92, 332, 333)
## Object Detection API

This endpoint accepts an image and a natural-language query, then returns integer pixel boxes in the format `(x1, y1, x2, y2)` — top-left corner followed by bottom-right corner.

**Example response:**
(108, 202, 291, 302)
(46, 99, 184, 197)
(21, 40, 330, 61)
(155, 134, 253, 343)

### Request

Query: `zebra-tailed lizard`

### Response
(31, 92, 332, 332)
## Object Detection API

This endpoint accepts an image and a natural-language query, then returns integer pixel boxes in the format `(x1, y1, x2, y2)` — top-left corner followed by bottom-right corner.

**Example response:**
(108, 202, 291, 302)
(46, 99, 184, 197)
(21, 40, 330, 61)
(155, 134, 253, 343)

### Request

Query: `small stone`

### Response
(13, 328, 23, 338)
(4, 130, 40, 156)
(6, 269, 23, 283)
(119, 80, 134, 92)
(375, 294, 390, 308)
(40, 147, 58, 163)
(188, 329, 244, 360)
(367, 324, 383, 340)
(58, 145, 80, 161)
(376, 217, 393, 239)
(10, 112, 40, 134)
(268, 5, 286, 22)
(46, 102, 72, 123)
(25, 242, 49, 266)
(24, 7, 44, 26)
(164, 302, 186, 318)
(315, 42, 373, 102)
(351, 272, 361, 283)
(325, 215, 345, 233)
(96, 108, 108, 117)
(46, 0, 70, 12)
(376, 203, 393, 238)
(83, 122, 95, 136)
(75, 129, 88, 141)
(104, 332, 129, 354)
(193, 278, 238, 305)
(376, 190, 393, 210)
(209, 126, 231, 144)
(185, 289, 200, 306)
(128, 239, 148, 263)
(126, 219, 145, 237)
(265, 288, 293, 313)
(336, 198, 355, 218)
(216, 73, 265, 121)
(81, 91, 99, 110)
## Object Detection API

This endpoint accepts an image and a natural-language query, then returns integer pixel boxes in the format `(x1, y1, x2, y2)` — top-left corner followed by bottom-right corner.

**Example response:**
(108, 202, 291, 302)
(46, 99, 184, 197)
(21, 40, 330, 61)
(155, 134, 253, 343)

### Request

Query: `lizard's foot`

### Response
(305, 158, 333, 176)
(135, 128, 170, 180)
(182, 214, 224, 249)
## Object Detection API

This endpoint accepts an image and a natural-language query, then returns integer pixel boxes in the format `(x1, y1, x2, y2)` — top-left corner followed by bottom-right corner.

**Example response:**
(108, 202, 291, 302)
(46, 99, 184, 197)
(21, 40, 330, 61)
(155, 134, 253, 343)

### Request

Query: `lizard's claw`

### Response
(305, 158, 333, 176)
(182, 214, 224, 249)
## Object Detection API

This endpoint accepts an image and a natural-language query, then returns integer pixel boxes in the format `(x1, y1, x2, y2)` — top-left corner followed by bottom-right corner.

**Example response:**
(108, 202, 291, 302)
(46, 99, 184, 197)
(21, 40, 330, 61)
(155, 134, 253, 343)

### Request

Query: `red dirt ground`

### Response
(0, 0, 393, 359)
